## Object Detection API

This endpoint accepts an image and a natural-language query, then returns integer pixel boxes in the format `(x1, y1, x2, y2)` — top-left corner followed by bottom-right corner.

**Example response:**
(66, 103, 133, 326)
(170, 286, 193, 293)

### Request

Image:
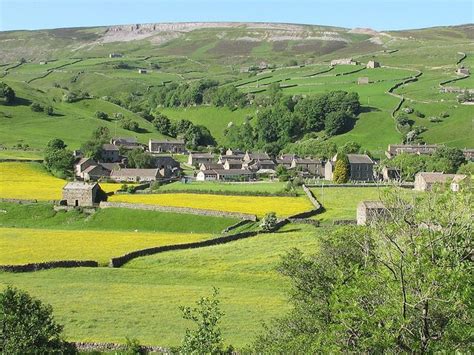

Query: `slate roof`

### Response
(150, 138, 185, 144)
(418, 172, 467, 183)
(347, 154, 374, 164)
(110, 168, 159, 178)
(102, 144, 120, 151)
(63, 182, 98, 190)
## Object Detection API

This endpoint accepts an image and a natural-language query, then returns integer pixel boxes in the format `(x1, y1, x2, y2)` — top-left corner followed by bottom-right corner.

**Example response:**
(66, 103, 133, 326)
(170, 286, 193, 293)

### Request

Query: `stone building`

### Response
(414, 172, 468, 192)
(138, 69, 147, 74)
(381, 166, 401, 182)
(325, 154, 375, 181)
(385, 144, 438, 159)
(366, 60, 380, 68)
(357, 200, 388, 225)
(101, 144, 121, 162)
(149, 138, 186, 153)
(457, 67, 470, 75)
(358, 77, 369, 85)
(110, 168, 161, 183)
(291, 158, 323, 176)
(187, 152, 214, 166)
(62, 182, 100, 207)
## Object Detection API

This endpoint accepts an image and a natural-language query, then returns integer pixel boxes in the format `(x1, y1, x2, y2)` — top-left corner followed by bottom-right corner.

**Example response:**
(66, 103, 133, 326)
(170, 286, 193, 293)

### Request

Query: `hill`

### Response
(0, 22, 472, 157)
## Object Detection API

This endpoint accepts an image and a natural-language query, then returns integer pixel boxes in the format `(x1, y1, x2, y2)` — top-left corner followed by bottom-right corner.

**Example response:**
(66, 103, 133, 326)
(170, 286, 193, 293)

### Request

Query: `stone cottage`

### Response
(414, 172, 468, 192)
(149, 138, 186, 154)
(357, 200, 388, 225)
(325, 154, 375, 181)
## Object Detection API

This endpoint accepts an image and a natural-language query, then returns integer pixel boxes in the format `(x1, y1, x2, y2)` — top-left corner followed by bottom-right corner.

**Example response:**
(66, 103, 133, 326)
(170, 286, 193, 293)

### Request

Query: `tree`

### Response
(260, 212, 278, 231)
(152, 112, 171, 135)
(333, 154, 349, 183)
(44, 138, 74, 178)
(95, 111, 109, 120)
(121, 118, 139, 132)
(457, 161, 474, 175)
(0, 286, 75, 354)
(325, 110, 352, 136)
(81, 127, 110, 160)
(126, 149, 153, 169)
(432, 146, 466, 173)
(339, 141, 361, 154)
(30, 102, 44, 112)
(253, 188, 472, 352)
(0, 82, 16, 104)
(180, 288, 225, 354)
(388, 153, 430, 181)
(276, 165, 289, 181)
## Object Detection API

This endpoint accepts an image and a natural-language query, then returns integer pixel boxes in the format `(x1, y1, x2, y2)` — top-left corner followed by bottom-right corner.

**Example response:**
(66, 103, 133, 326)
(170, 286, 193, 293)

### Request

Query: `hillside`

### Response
(0, 22, 472, 157)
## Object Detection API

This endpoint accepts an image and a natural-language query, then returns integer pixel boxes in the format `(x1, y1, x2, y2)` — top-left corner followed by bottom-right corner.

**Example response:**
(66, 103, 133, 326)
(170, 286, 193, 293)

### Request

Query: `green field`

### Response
(159, 180, 292, 195)
(0, 224, 321, 347)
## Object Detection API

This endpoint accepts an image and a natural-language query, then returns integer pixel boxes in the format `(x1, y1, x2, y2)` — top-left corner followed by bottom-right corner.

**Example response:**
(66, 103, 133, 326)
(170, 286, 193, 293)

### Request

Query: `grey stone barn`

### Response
(62, 182, 100, 207)
(357, 200, 388, 225)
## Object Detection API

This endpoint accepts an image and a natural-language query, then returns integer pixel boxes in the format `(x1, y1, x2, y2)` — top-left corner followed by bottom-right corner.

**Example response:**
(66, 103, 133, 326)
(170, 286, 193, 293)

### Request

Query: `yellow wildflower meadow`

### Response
(109, 193, 313, 217)
(0, 227, 210, 265)
(0, 162, 125, 200)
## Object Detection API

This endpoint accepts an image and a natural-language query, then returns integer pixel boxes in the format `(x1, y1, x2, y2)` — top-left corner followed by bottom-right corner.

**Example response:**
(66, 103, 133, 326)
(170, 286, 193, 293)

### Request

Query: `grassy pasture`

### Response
(0, 227, 211, 265)
(0, 201, 237, 234)
(0, 224, 321, 347)
(109, 192, 313, 217)
(0, 162, 125, 200)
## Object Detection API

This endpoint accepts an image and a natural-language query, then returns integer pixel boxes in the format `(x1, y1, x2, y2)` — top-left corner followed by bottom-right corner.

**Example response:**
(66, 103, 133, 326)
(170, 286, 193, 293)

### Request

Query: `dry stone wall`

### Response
(0, 260, 98, 273)
(100, 201, 257, 221)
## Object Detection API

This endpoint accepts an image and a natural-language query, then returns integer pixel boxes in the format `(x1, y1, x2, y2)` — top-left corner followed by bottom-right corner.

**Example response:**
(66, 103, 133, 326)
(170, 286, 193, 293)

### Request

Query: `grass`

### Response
(109, 192, 313, 217)
(0, 162, 127, 200)
(0, 201, 238, 234)
(311, 186, 389, 222)
(159, 180, 292, 195)
(0, 227, 211, 265)
(0, 224, 321, 347)
(0, 149, 43, 160)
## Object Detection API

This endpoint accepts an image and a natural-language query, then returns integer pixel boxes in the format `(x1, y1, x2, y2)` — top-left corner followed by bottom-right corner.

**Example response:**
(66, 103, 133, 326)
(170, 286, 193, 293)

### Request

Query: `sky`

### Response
(0, 0, 472, 31)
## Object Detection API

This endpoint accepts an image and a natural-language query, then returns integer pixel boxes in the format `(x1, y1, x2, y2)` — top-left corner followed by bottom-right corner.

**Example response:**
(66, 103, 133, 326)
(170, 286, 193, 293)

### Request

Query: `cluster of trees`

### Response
(253, 188, 472, 352)
(62, 90, 90, 103)
(0, 82, 15, 104)
(80, 126, 111, 161)
(31, 101, 54, 115)
(120, 117, 140, 132)
(125, 148, 154, 169)
(225, 90, 361, 154)
(43, 138, 74, 178)
(153, 113, 215, 149)
(386, 146, 467, 181)
(150, 80, 248, 110)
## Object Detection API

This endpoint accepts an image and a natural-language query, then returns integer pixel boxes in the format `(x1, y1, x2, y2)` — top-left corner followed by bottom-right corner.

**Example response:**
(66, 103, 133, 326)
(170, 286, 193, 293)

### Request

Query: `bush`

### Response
(121, 118, 139, 132)
(30, 102, 44, 112)
(414, 110, 425, 118)
(95, 111, 109, 120)
(260, 212, 278, 231)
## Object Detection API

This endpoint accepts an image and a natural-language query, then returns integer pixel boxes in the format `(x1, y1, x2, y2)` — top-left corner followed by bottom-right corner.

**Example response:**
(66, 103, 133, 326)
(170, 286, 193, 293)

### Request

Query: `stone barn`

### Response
(62, 182, 100, 207)
(357, 200, 388, 226)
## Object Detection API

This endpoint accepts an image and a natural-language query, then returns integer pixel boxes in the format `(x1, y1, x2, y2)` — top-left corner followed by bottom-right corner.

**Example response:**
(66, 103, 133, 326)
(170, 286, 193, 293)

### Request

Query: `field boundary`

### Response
(99, 201, 257, 221)
(0, 260, 98, 273)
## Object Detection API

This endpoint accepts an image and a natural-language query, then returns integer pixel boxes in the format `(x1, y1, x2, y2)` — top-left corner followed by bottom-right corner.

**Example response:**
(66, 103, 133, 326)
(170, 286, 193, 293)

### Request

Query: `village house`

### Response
(75, 157, 96, 177)
(251, 159, 276, 171)
(111, 137, 142, 150)
(138, 69, 147, 74)
(366, 60, 381, 68)
(385, 144, 439, 159)
(75, 158, 122, 181)
(199, 163, 224, 171)
(291, 158, 323, 176)
(462, 148, 474, 161)
(196, 169, 219, 181)
(276, 154, 297, 168)
(358, 77, 369, 85)
(218, 154, 243, 164)
(357, 201, 388, 226)
(225, 148, 245, 156)
(414, 172, 468, 192)
(110, 168, 161, 183)
(456, 67, 470, 76)
(81, 164, 111, 181)
(223, 159, 243, 170)
(152, 155, 180, 173)
(149, 138, 186, 154)
(101, 144, 121, 162)
(187, 152, 214, 166)
(325, 154, 375, 181)
(381, 166, 401, 182)
(243, 152, 271, 163)
(62, 182, 100, 207)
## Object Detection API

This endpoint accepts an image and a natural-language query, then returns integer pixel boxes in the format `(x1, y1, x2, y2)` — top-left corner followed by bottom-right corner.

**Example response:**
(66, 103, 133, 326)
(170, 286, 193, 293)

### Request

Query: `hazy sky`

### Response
(0, 0, 472, 31)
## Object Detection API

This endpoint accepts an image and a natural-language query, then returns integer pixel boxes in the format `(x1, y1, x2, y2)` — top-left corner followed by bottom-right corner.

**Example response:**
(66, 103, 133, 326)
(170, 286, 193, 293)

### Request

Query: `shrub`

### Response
(333, 154, 349, 184)
(95, 111, 109, 120)
(414, 110, 425, 118)
(260, 212, 278, 231)
(45, 105, 54, 115)
(121, 118, 139, 132)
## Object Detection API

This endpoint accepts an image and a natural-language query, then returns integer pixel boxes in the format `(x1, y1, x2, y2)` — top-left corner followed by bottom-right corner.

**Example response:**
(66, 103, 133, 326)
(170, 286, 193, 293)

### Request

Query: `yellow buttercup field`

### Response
(109, 193, 313, 217)
(0, 227, 211, 265)
(0, 162, 128, 200)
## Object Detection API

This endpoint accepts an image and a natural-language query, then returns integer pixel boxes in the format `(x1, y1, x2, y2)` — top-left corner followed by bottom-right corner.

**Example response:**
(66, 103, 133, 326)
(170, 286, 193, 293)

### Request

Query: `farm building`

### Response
(358, 77, 369, 85)
(291, 158, 323, 176)
(366, 60, 380, 68)
(188, 152, 214, 166)
(138, 69, 147, 74)
(62, 182, 100, 207)
(385, 144, 438, 159)
(149, 138, 186, 154)
(330, 58, 359, 66)
(325, 154, 375, 181)
(111, 137, 142, 150)
(39, 61, 48, 65)
(109, 53, 123, 58)
(456, 67, 470, 75)
(357, 201, 388, 225)
(414, 172, 468, 192)
(381, 166, 401, 182)
(196, 170, 219, 181)
(110, 168, 161, 183)
(101, 144, 121, 162)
